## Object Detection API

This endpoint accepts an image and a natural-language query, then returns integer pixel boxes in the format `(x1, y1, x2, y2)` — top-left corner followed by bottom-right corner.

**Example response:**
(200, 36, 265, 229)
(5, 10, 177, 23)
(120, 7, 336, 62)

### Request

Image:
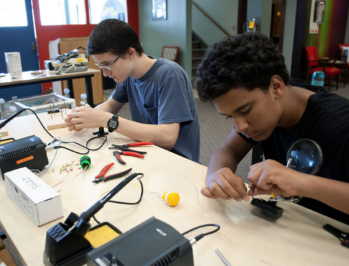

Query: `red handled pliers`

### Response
(109, 142, 154, 154)
(93, 162, 132, 183)
(109, 142, 153, 165)
(113, 151, 144, 165)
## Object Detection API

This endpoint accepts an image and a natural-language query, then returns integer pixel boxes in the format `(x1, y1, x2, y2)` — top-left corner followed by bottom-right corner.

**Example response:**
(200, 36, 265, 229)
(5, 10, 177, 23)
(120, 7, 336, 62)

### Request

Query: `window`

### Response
(0, 0, 28, 27)
(89, 0, 128, 25)
(39, 0, 86, 25)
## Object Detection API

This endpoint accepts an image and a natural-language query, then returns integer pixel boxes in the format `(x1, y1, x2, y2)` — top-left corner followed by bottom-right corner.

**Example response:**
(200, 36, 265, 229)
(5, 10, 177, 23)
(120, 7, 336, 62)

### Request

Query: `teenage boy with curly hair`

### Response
(195, 32, 349, 224)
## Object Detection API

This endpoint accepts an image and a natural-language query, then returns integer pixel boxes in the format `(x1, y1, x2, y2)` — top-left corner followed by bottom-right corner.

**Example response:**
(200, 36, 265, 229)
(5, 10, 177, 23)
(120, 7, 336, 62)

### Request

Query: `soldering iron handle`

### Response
(79, 173, 142, 223)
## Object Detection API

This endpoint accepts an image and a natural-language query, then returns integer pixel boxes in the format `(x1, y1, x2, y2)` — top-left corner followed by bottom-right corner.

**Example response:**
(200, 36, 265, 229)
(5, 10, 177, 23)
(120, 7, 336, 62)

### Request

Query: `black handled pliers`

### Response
(323, 224, 349, 248)
(109, 142, 154, 154)
(93, 162, 132, 183)
(109, 142, 153, 165)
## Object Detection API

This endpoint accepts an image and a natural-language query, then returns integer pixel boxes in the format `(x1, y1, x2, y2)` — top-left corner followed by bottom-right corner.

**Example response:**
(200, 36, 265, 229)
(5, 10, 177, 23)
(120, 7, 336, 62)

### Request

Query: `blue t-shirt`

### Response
(112, 57, 200, 162)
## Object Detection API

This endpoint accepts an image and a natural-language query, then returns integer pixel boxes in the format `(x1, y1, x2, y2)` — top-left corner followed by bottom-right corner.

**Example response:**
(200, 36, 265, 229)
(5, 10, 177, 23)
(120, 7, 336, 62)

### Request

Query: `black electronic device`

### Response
(43, 173, 142, 266)
(0, 135, 48, 180)
(86, 217, 194, 266)
(251, 198, 284, 218)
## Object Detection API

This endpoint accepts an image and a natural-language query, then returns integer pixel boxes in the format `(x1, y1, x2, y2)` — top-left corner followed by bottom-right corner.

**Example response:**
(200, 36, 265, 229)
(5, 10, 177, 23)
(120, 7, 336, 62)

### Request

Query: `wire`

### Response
(109, 179, 144, 205)
(1, 107, 107, 155)
(39, 140, 61, 177)
(92, 178, 144, 225)
(182, 224, 220, 245)
(86, 135, 108, 151)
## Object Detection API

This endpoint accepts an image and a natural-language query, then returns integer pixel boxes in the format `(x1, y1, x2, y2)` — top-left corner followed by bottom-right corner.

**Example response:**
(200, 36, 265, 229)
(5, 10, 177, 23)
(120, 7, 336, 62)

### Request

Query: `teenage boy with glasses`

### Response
(65, 19, 200, 162)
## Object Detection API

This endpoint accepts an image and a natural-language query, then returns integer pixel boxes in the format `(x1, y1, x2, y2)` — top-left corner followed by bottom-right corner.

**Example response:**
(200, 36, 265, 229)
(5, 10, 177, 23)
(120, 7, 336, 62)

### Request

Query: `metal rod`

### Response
(215, 249, 231, 266)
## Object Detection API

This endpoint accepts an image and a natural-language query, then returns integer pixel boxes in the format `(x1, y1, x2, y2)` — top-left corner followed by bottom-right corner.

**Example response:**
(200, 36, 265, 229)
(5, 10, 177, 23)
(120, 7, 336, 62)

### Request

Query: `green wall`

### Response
(192, 0, 239, 45)
(138, 0, 192, 78)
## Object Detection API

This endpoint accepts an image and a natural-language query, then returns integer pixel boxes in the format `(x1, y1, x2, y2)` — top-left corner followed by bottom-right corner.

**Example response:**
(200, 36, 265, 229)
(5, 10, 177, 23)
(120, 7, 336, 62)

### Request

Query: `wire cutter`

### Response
(109, 142, 153, 165)
(93, 162, 132, 183)
(323, 224, 349, 248)
(109, 142, 154, 154)
(113, 150, 144, 165)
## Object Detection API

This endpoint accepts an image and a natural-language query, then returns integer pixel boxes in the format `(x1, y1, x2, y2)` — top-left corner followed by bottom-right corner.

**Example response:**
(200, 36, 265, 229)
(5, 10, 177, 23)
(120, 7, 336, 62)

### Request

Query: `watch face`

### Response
(108, 116, 118, 132)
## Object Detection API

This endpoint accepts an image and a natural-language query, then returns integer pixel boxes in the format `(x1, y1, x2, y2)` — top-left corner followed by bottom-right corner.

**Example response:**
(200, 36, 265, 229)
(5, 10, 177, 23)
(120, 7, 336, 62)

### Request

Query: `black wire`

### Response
(182, 224, 220, 240)
(0, 107, 55, 138)
(92, 215, 100, 225)
(109, 179, 144, 205)
(86, 135, 108, 151)
(3, 107, 107, 154)
(91, 179, 144, 225)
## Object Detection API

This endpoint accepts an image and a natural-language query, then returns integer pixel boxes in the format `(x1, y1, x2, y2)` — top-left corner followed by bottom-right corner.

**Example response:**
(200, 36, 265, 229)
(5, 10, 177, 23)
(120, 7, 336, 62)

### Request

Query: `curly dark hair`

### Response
(195, 32, 289, 102)
(87, 19, 144, 56)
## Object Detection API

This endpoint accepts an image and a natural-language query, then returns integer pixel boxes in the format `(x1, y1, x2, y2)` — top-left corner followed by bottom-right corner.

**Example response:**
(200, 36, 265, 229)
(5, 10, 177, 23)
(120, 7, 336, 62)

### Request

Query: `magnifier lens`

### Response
(286, 139, 323, 175)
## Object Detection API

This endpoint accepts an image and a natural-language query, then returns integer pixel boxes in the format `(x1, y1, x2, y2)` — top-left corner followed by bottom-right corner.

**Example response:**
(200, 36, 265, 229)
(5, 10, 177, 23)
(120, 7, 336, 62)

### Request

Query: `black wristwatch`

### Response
(107, 115, 119, 132)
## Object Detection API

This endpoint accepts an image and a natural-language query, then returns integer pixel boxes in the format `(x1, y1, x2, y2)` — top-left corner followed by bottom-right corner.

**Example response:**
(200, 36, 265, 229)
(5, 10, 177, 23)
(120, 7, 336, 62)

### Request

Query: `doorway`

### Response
(0, 0, 41, 100)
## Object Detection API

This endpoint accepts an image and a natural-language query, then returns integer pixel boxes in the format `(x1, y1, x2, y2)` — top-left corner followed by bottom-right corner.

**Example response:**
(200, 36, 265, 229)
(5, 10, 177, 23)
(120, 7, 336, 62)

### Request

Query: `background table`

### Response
(0, 69, 101, 107)
(0, 113, 348, 266)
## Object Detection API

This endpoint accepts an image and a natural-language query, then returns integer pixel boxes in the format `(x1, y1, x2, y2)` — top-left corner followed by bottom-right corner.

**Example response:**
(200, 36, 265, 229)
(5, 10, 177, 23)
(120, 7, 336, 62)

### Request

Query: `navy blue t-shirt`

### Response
(112, 57, 200, 162)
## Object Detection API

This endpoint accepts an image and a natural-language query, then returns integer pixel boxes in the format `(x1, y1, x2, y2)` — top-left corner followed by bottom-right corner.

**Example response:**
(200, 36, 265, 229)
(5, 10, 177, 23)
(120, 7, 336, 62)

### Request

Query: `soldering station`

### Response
(1, 106, 221, 266)
(2, 99, 347, 265)
(43, 171, 220, 266)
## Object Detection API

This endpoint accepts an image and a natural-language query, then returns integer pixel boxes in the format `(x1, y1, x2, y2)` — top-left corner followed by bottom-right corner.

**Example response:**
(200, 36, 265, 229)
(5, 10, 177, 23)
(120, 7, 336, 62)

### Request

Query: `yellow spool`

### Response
(162, 191, 180, 207)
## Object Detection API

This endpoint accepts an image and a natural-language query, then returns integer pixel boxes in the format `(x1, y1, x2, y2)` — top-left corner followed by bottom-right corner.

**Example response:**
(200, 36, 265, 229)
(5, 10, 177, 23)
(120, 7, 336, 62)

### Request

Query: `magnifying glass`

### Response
(286, 138, 323, 175)
(269, 138, 323, 202)
(251, 139, 323, 218)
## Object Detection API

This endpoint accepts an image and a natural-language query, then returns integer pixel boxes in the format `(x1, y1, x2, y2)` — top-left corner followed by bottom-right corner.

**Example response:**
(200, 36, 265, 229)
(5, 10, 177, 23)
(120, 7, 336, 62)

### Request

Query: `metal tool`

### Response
(269, 139, 323, 203)
(323, 224, 349, 248)
(215, 249, 231, 266)
(113, 151, 144, 165)
(109, 141, 154, 154)
(251, 139, 323, 218)
(93, 162, 132, 183)
(109, 142, 153, 164)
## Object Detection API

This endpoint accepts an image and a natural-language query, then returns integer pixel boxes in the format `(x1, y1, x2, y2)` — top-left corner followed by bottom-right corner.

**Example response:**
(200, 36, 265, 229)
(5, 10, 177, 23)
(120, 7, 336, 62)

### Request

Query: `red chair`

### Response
(305, 46, 340, 92)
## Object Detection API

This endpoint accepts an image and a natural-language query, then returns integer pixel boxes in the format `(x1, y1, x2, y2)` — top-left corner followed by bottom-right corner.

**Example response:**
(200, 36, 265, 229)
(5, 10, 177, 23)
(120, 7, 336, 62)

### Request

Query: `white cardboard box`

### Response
(4, 167, 63, 226)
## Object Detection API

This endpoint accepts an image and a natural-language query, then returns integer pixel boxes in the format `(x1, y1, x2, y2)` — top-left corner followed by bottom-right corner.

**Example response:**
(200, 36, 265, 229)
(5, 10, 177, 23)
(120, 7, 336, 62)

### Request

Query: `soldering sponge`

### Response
(162, 191, 180, 207)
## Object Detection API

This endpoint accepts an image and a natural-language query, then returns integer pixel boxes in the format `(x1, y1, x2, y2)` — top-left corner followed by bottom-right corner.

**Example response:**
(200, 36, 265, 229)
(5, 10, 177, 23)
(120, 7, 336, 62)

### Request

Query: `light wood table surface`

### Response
(0, 113, 348, 266)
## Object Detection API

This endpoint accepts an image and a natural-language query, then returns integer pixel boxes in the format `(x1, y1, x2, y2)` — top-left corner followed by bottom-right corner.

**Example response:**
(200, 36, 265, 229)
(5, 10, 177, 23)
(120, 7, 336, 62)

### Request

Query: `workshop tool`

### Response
(215, 249, 231, 266)
(0, 135, 48, 180)
(44, 172, 144, 266)
(109, 141, 153, 154)
(113, 151, 144, 165)
(251, 139, 323, 218)
(93, 162, 132, 183)
(323, 224, 349, 248)
(109, 142, 153, 165)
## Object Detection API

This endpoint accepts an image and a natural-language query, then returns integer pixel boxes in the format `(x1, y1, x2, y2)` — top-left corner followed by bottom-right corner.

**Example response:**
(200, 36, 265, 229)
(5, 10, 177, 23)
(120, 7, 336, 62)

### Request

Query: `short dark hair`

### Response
(195, 32, 289, 102)
(87, 19, 144, 56)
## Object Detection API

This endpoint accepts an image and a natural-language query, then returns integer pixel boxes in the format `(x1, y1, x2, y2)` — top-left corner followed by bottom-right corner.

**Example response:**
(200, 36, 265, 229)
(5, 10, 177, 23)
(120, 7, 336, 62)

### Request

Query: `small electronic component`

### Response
(80, 156, 91, 170)
(162, 191, 180, 207)
(251, 198, 284, 218)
